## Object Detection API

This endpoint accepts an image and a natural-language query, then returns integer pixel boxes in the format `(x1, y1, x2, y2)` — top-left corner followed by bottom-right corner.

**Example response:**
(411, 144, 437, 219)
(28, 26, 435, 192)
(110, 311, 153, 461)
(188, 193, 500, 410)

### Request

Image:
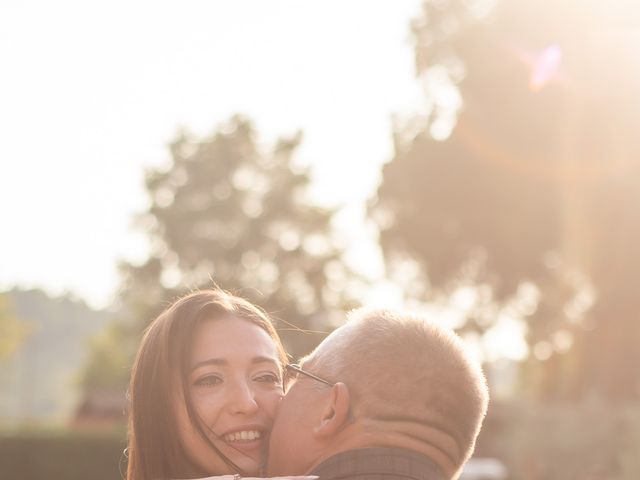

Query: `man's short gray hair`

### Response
(306, 307, 489, 467)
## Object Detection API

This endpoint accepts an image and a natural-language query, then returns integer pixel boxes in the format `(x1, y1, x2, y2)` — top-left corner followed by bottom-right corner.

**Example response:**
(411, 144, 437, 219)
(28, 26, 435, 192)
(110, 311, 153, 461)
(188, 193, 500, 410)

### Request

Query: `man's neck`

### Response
(306, 421, 456, 479)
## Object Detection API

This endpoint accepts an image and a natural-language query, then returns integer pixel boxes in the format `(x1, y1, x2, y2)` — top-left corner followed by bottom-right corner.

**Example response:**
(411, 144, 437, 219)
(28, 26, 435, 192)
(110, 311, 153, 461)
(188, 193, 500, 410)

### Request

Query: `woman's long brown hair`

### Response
(126, 288, 287, 480)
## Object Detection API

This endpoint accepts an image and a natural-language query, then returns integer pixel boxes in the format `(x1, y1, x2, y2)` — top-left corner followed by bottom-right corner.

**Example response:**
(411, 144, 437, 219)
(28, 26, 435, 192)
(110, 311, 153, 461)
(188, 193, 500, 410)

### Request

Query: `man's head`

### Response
(267, 308, 489, 479)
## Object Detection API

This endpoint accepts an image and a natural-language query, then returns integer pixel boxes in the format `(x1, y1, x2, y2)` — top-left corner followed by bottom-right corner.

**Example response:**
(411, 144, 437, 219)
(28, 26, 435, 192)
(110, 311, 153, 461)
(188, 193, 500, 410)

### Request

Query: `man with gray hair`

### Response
(267, 308, 489, 480)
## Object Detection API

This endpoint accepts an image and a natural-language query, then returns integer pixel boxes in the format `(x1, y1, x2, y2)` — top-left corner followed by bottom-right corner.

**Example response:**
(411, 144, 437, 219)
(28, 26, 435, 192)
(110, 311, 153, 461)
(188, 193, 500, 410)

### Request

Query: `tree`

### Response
(84, 115, 360, 393)
(0, 294, 29, 361)
(372, 0, 640, 401)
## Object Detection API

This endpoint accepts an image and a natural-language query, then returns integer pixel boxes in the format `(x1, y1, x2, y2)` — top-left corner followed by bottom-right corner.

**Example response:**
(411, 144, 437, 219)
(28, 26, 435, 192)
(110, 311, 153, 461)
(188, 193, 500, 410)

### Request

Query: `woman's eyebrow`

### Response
(191, 356, 278, 371)
(251, 356, 279, 365)
(191, 358, 227, 371)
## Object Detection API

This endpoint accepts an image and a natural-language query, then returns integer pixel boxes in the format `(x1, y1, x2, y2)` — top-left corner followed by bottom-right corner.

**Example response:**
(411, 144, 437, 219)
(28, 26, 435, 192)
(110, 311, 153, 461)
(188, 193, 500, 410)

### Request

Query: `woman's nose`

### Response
(227, 380, 259, 415)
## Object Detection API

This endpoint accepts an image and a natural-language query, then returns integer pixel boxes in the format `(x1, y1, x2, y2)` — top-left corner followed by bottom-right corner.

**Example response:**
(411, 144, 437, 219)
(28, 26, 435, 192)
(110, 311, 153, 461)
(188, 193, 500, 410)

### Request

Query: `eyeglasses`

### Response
(284, 363, 354, 421)
(284, 363, 335, 391)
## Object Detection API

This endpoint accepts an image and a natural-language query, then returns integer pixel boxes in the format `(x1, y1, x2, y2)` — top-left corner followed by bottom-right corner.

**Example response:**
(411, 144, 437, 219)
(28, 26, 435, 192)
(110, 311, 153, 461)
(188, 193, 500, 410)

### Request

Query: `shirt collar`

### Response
(310, 447, 446, 480)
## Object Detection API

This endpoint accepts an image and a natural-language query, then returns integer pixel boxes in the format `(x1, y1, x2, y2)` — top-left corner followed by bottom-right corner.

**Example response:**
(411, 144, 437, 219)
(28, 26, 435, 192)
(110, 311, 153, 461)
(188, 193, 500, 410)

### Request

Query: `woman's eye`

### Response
(255, 372, 281, 384)
(194, 375, 222, 387)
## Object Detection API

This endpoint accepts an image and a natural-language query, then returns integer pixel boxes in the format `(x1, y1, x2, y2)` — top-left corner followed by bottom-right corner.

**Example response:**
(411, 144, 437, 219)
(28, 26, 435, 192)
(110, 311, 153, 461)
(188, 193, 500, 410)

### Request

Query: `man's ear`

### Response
(313, 382, 351, 438)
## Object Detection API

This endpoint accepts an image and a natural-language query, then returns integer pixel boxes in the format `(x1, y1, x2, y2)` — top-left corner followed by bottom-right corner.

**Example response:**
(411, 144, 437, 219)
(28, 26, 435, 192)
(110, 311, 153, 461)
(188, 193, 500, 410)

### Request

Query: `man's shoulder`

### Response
(310, 447, 445, 480)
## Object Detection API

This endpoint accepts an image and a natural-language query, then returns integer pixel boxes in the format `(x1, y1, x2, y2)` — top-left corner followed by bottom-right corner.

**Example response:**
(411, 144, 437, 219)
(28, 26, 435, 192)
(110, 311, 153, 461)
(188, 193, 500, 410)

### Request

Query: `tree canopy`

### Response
(84, 116, 361, 392)
(372, 0, 640, 401)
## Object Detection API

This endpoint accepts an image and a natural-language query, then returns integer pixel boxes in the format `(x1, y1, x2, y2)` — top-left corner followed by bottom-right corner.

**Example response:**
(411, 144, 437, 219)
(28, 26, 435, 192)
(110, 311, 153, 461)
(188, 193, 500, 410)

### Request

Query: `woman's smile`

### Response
(176, 316, 284, 475)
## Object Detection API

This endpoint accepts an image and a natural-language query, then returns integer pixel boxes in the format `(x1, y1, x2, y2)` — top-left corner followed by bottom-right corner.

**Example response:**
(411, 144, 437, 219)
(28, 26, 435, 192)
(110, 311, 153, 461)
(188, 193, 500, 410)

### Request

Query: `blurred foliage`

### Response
(82, 115, 361, 392)
(0, 429, 125, 480)
(0, 294, 30, 361)
(0, 289, 109, 425)
(80, 324, 132, 391)
(372, 0, 640, 401)
(476, 401, 640, 480)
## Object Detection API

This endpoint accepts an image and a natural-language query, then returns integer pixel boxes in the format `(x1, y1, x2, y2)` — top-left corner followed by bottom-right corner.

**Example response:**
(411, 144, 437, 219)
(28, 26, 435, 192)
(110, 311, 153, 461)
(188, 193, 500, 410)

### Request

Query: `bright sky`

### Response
(0, 0, 424, 310)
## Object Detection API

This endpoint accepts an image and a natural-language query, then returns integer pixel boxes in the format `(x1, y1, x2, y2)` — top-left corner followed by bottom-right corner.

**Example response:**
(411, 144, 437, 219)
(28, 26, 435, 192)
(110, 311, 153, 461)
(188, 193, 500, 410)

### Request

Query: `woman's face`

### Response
(175, 316, 284, 475)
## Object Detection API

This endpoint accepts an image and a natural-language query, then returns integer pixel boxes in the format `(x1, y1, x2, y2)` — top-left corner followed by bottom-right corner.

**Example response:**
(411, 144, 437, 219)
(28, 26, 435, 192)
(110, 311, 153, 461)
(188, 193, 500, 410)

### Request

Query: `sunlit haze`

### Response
(3, 3, 640, 476)
(0, 0, 423, 309)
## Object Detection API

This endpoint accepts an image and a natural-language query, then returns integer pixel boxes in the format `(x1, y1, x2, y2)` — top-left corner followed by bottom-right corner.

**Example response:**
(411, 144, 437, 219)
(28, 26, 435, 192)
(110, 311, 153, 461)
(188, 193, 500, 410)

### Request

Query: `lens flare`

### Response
(509, 43, 567, 91)
(529, 44, 563, 91)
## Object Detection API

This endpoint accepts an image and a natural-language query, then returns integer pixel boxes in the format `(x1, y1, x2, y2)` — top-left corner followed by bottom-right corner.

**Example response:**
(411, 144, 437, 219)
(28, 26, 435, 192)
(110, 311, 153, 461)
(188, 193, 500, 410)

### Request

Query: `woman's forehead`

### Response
(190, 316, 279, 365)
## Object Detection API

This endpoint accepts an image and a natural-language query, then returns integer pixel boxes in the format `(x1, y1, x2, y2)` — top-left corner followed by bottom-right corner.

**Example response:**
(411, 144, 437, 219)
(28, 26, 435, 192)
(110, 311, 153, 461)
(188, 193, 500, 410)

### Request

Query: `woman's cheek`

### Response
(260, 389, 284, 421)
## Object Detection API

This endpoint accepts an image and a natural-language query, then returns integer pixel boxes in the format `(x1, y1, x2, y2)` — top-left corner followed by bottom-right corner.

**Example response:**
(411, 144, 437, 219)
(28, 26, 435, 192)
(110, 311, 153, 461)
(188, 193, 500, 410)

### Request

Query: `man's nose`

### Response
(227, 380, 259, 415)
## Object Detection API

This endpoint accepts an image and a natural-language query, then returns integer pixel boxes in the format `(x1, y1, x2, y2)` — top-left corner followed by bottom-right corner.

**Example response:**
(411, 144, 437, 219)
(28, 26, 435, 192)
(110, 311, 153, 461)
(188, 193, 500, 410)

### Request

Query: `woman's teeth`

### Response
(224, 430, 261, 442)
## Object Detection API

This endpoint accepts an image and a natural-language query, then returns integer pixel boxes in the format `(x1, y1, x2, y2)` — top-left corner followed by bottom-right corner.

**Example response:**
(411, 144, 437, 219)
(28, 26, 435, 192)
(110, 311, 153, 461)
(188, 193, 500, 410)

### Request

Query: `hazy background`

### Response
(0, 0, 422, 308)
(2, 1, 640, 479)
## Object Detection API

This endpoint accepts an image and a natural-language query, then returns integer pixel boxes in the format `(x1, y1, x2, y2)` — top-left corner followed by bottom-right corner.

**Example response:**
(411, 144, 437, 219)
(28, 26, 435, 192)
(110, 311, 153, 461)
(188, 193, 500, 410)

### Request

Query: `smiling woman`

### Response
(126, 288, 288, 480)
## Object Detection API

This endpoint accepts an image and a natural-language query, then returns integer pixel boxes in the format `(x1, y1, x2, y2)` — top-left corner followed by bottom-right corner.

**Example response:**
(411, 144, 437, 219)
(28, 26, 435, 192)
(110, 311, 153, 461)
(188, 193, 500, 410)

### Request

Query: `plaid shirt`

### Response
(310, 447, 446, 480)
